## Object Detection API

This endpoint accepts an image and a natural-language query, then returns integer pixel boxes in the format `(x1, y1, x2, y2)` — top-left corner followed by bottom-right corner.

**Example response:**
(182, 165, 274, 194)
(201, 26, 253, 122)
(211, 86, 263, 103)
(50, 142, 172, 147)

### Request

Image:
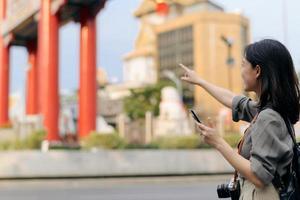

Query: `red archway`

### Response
(0, 0, 165, 143)
(0, 0, 106, 142)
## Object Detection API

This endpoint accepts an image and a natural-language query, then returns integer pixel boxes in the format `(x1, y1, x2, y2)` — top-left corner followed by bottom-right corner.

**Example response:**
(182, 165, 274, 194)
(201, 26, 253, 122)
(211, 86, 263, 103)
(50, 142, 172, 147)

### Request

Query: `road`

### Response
(0, 175, 231, 200)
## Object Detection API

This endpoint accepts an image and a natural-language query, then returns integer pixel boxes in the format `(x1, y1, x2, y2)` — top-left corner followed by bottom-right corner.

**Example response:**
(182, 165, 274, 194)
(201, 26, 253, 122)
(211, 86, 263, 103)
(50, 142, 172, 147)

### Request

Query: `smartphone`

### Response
(190, 109, 202, 123)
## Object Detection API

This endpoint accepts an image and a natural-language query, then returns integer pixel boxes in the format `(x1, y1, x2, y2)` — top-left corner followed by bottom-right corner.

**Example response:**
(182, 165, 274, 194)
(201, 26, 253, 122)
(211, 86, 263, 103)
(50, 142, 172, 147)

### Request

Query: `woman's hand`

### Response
(196, 121, 223, 149)
(179, 63, 203, 85)
(197, 121, 266, 189)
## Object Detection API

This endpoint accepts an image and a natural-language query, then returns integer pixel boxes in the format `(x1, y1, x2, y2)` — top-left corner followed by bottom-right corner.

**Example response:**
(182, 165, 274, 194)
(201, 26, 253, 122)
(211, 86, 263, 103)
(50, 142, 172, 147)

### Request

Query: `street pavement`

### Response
(0, 175, 231, 200)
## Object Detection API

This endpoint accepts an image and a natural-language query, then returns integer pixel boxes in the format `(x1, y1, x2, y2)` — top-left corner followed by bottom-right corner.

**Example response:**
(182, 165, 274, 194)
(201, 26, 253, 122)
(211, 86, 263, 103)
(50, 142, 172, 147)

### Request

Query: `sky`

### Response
(9, 0, 300, 94)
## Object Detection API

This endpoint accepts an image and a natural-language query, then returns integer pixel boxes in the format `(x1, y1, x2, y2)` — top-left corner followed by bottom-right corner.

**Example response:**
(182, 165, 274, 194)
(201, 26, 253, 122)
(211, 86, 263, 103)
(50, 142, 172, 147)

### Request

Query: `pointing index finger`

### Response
(178, 63, 190, 72)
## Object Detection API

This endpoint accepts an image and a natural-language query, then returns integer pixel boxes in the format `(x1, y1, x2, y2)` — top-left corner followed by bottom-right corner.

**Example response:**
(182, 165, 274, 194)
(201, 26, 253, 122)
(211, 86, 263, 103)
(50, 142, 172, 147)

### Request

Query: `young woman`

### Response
(180, 39, 299, 199)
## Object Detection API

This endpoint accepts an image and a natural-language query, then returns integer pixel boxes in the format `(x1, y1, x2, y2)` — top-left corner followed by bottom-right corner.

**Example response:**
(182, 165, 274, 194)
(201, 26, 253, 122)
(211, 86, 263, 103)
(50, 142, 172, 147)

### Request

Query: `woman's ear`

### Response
(255, 65, 261, 79)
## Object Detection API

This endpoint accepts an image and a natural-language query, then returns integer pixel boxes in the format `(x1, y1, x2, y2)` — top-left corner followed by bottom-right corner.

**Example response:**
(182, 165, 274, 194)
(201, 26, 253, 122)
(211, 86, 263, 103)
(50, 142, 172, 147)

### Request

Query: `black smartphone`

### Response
(190, 109, 202, 123)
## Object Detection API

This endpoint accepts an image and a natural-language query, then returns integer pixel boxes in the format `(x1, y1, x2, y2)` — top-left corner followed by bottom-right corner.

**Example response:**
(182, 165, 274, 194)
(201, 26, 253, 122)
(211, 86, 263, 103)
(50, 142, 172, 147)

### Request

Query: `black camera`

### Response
(217, 178, 240, 200)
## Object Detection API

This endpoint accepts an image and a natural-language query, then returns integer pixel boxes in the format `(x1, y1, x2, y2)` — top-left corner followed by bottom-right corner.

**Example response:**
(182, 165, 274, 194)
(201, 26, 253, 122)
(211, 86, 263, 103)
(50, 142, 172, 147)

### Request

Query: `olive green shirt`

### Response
(232, 95, 294, 185)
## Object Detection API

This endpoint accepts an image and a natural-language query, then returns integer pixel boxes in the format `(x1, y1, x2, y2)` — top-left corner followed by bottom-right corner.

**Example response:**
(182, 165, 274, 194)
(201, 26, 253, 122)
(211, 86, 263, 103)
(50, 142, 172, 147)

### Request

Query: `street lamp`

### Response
(220, 35, 235, 91)
(221, 35, 235, 131)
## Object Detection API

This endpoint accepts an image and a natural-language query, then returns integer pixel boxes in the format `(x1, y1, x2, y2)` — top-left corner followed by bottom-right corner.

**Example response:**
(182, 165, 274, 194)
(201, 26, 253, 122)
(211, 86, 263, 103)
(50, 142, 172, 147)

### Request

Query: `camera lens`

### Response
(217, 184, 231, 198)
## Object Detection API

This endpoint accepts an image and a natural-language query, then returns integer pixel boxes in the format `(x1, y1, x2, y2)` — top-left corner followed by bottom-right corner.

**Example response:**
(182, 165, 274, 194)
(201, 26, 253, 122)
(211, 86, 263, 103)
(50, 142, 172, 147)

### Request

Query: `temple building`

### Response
(123, 0, 250, 118)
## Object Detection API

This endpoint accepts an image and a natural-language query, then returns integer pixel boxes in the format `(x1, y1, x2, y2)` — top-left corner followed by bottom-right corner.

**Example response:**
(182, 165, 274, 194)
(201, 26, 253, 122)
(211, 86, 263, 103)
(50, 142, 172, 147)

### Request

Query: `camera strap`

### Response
(234, 113, 259, 184)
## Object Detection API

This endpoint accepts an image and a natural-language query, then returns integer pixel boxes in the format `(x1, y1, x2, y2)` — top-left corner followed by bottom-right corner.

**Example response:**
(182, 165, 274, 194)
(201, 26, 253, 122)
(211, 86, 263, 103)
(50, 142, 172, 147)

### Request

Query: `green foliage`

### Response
(0, 122, 13, 129)
(81, 132, 242, 150)
(0, 140, 19, 150)
(81, 132, 126, 149)
(150, 135, 202, 149)
(21, 130, 46, 149)
(223, 133, 242, 148)
(0, 130, 46, 150)
(124, 80, 175, 120)
(124, 143, 159, 149)
(150, 133, 241, 149)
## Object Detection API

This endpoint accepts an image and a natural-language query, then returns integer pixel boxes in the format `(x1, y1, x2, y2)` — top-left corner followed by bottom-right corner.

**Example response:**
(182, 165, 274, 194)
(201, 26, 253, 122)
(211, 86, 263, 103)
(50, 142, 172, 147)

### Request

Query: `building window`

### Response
(158, 25, 194, 105)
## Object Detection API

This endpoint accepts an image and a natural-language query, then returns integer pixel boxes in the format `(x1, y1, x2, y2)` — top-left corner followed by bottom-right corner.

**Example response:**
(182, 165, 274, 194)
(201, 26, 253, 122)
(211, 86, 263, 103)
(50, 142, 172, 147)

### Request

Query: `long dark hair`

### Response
(245, 39, 300, 124)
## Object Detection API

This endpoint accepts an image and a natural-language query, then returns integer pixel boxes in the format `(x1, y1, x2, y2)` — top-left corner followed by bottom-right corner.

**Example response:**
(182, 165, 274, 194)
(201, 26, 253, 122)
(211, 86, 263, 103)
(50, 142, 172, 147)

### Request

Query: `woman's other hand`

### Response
(196, 120, 223, 148)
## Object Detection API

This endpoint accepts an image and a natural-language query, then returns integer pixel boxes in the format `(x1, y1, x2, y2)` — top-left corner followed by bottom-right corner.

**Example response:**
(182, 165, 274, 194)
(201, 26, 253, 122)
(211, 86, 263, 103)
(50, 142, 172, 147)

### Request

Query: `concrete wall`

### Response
(0, 149, 234, 179)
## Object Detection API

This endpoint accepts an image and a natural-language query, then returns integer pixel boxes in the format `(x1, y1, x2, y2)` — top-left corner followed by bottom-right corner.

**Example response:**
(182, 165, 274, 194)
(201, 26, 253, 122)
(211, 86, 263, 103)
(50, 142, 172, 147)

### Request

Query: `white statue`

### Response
(155, 86, 192, 136)
(96, 116, 115, 134)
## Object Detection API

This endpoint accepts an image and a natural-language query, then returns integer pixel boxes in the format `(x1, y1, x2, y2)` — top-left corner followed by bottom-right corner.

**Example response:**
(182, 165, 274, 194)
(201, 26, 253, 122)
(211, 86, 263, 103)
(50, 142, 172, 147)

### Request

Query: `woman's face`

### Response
(241, 58, 260, 92)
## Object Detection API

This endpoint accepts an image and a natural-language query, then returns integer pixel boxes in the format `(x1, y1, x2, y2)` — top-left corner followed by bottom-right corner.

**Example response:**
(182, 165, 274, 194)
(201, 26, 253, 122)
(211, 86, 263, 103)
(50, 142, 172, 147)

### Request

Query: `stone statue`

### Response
(155, 86, 192, 136)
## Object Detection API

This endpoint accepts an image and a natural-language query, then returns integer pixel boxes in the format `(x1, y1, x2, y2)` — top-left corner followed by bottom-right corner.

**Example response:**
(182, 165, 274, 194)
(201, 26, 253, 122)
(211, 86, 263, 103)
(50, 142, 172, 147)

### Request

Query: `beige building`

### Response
(124, 0, 250, 121)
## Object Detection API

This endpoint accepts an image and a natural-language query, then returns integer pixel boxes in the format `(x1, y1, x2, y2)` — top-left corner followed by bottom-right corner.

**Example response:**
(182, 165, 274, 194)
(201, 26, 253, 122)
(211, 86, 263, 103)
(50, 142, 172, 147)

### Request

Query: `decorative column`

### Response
(0, 0, 10, 126)
(26, 41, 39, 115)
(78, 7, 97, 138)
(38, 0, 60, 141)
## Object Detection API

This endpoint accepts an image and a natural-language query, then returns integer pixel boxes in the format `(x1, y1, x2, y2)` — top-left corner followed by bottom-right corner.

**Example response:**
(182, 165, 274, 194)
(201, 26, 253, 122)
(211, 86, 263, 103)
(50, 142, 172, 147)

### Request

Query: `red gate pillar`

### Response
(78, 8, 97, 138)
(0, 0, 10, 126)
(38, 0, 60, 141)
(26, 41, 39, 115)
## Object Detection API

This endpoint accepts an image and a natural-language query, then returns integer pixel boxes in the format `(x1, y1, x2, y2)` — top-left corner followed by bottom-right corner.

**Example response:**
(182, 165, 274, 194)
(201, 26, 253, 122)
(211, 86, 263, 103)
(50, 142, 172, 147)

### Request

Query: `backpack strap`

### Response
(272, 118, 296, 192)
(283, 118, 297, 146)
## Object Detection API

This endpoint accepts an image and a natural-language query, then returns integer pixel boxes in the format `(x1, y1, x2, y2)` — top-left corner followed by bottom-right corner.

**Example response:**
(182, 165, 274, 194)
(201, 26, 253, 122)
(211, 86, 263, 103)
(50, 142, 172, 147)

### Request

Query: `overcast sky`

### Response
(10, 0, 300, 94)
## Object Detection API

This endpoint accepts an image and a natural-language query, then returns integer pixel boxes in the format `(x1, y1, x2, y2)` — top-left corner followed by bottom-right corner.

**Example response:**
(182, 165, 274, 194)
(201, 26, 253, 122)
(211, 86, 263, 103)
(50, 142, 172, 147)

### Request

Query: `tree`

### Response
(124, 81, 175, 120)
